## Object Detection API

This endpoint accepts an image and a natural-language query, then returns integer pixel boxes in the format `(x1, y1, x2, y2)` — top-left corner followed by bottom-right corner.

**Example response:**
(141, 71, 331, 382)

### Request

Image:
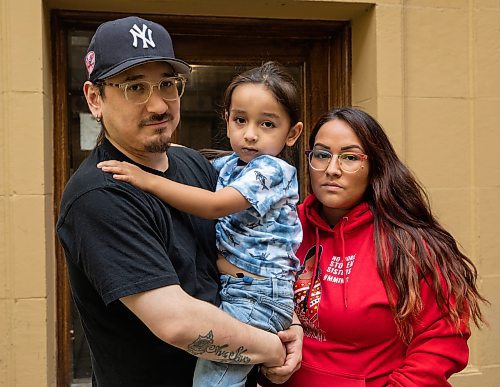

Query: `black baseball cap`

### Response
(85, 16, 191, 83)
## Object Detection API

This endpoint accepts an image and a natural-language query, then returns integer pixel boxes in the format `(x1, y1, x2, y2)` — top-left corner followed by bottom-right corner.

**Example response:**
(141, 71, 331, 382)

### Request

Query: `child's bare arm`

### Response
(97, 160, 249, 219)
(97, 160, 159, 192)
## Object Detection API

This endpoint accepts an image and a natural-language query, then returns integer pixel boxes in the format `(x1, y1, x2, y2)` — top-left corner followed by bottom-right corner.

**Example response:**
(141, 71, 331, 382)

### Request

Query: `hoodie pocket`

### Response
(275, 361, 367, 387)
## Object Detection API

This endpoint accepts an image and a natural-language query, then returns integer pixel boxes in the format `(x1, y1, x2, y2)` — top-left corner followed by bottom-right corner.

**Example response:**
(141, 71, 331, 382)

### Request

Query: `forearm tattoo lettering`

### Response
(187, 330, 251, 364)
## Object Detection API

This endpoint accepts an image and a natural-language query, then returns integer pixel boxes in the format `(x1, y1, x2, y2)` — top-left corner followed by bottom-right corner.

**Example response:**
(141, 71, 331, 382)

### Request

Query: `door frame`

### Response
(52, 10, 351, 386)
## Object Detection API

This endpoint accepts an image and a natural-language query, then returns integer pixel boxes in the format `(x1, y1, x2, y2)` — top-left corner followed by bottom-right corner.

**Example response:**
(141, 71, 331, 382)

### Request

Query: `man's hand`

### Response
(260, 333, 286, 368)
(261, 324, 303, 384)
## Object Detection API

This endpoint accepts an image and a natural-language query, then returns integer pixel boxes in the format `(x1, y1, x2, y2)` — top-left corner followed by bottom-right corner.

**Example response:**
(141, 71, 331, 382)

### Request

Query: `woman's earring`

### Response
(95, 115, 101, 123)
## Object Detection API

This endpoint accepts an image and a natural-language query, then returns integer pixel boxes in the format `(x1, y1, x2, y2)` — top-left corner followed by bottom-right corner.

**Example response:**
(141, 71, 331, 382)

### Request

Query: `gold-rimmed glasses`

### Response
(99, 76, 187, 105)
(305, 149, 368, 173)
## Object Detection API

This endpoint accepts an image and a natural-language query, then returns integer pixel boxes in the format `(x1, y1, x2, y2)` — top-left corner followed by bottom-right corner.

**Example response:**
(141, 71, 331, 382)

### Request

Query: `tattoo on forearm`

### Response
(187, 330, 251, 364)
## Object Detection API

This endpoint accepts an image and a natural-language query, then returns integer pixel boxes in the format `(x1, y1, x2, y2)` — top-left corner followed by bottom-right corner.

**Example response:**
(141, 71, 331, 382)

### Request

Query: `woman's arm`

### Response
(386, 276, 471, 386)
(97, 160, 249, 219)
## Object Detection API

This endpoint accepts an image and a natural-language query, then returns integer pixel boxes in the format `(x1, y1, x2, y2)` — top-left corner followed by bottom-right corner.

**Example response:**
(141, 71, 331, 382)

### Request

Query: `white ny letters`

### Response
(129, 24, 156, 49)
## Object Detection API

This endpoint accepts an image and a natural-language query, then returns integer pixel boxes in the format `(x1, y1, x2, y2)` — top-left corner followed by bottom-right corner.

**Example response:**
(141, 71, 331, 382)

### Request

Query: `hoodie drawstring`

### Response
(340, 216, 348, 309)
(304, 226, 321, 312)
(303, 212, 352, 312)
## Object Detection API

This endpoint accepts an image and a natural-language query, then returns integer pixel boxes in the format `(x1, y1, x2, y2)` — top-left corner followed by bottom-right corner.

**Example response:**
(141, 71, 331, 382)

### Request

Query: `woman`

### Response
(262, 107, 486, 386)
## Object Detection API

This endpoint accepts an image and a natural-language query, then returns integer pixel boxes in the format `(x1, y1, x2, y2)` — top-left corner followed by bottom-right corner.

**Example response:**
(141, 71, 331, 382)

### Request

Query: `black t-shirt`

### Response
(57, 139, 220, 386)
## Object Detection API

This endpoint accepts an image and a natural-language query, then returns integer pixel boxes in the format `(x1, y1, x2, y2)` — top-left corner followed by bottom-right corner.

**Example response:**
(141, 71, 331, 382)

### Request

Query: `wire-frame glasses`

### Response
(305, 149, 368, 173)
(100, 76, 187, 105)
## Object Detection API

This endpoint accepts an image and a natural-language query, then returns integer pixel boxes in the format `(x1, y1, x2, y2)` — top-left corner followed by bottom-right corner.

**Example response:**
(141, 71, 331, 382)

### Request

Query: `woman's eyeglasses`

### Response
(305, 149, 368, 173)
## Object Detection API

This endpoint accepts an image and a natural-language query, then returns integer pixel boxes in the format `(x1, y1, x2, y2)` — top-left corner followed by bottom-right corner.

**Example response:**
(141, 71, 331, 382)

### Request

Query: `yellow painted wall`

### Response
(1, 0, 56, 386)
(0, 0, 498, 385)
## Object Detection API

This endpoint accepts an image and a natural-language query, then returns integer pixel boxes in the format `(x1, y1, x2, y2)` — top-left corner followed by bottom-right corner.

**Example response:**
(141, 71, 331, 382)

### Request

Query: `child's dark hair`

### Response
(222, 61, 301, 127)
(200, 62, 302, 162)
(217, 61, 301, 163)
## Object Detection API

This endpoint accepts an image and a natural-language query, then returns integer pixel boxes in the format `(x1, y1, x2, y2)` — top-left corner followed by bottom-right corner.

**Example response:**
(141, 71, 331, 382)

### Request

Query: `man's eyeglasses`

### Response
(99, 76, 187, 105)
(305, 149, 368, 173)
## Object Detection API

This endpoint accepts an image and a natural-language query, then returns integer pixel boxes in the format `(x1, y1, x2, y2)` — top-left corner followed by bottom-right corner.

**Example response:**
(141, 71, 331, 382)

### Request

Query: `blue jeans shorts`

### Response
(193, 274, 294, 387)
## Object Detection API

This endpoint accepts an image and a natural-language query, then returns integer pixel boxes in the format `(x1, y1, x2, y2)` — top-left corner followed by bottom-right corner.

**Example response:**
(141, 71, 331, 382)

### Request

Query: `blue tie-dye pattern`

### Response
(212, 153, 302, 280)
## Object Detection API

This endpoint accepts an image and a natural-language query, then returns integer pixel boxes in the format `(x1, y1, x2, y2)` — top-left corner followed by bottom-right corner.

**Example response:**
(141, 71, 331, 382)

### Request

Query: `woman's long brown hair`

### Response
(309, 107, 488, 341)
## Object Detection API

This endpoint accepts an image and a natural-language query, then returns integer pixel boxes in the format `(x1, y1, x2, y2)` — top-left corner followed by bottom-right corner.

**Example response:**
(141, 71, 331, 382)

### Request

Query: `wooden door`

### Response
(52, 11, 351, 386)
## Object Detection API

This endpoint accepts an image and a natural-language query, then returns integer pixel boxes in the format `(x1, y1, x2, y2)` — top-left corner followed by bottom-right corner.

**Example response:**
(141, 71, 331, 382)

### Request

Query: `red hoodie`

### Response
(265, 195, 470, 387)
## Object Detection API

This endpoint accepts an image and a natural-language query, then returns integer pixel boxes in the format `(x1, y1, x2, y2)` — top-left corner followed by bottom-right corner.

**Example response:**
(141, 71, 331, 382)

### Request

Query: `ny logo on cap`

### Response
(129, 24, 156, 49)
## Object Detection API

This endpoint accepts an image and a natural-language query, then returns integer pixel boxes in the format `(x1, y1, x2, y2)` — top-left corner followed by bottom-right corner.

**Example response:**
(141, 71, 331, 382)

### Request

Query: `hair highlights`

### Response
(309, 107, 487, 341)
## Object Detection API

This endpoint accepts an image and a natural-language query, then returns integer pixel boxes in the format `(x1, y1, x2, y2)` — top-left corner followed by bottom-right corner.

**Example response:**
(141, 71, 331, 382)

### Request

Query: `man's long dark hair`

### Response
(309, 107, 487, 341)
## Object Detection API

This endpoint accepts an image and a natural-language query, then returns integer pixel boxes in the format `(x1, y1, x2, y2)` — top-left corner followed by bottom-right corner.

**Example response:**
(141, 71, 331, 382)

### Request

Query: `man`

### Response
(57, 16, 301, 386)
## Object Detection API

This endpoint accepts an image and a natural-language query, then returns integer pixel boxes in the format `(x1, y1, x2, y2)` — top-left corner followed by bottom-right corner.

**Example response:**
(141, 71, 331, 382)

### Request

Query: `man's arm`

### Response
(98, 160, 249, 219)
(121, 284, 286, 367)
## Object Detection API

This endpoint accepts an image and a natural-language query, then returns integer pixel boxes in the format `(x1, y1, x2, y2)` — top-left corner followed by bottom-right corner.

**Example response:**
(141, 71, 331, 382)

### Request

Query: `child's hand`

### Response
(97, 160, 155, 192)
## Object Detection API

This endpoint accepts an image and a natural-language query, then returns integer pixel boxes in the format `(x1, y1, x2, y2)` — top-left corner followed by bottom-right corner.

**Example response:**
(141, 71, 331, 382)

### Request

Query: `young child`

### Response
(98, 61, 303, 386)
